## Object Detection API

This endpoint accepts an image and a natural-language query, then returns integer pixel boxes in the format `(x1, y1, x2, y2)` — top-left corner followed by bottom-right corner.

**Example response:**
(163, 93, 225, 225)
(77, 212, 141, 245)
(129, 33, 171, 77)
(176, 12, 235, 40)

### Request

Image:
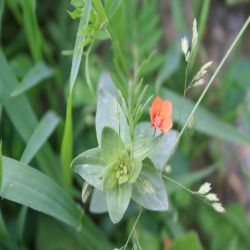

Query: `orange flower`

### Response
(150, 96, 173, 133)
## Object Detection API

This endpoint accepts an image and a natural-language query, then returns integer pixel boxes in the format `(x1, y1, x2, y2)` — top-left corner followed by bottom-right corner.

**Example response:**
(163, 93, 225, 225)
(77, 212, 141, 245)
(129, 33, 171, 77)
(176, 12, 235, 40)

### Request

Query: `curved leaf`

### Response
(90, 189, 107, 214)
(107, 183, 131, 223)
(135, 122, 178, 170)
(96, 89, 130, 145)
(0, 156, 112, 249)
(21, 111, 60, 164)
(132, 159, 168, 211)
(71, 148, 105, 190)
(101, 127, 126, 163)
(11, 62, 53, 97)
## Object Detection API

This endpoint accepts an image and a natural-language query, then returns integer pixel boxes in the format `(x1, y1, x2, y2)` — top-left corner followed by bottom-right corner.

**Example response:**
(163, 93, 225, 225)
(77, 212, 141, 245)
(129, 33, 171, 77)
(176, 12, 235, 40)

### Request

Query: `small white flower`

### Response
(206, 193, 219, 202)
(181, 36, 189, 56)
(212, 202, 225, 213)
(192, 79, 205, 87)
(201, 61, 213, 71)
(198, 182, 211, 194)
(192, 18, 198, 48)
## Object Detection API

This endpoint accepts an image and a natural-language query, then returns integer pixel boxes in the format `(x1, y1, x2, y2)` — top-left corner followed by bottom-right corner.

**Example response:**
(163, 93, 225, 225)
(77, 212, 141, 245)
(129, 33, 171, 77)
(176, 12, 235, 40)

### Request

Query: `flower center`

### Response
(154, 114, 163, 128)
(116, 163, 128, 178)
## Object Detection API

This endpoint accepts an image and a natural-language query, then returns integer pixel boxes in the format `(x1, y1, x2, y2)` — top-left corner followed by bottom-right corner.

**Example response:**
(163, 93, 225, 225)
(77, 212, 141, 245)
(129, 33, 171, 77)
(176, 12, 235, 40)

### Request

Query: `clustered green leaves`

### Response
(72, 73, 177, 223)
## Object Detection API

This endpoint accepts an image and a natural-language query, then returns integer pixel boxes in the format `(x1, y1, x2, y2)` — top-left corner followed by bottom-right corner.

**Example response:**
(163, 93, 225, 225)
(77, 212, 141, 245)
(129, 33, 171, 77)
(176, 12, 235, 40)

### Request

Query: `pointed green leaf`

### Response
(0, 142, 2, 193)
(69, 0, 92, 92)
(169, 232, 204, 250)
(101, 127, 126, 163)
(0, 50, 60, 182)
(135, 122, 178, 170)
(133, 133, 163, 161)
(96, 88, 130, 145)
(0, 156, 112, 249)
(107, 183, 131, 223)
(103, 164, 118, 190)
(11, 62, 53, 96)
(71, 148, 105, 190)
(132, 159, 168, 211)
(90, 189, 107, 213)
(21, 111, 60, 164)
(128, 158, 142, 183)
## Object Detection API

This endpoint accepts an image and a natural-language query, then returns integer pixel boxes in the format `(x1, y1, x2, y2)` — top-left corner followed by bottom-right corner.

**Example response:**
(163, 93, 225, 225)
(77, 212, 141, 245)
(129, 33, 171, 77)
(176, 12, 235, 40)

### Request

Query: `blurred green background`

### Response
(1, 0, 250, 249)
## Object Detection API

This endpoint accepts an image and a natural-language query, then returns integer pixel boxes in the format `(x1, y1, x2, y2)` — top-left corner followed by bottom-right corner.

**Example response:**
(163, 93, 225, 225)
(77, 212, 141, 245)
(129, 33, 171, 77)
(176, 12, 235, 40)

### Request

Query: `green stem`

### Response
(190, 0, 211, 71)
(122, 209, 142, 250)
(162, 174, 195, 195)
(85, 43, 96, 99)
(178, 15, 250, 141)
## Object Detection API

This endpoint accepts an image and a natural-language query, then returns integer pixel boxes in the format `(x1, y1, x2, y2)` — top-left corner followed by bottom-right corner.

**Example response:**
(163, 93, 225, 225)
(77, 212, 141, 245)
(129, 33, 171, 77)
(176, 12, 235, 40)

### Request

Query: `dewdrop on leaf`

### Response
(212, 202, 225, 213)
(206, 193, 219, 202)
(192, 18, 198, 48)
(198, 182, 211, 194)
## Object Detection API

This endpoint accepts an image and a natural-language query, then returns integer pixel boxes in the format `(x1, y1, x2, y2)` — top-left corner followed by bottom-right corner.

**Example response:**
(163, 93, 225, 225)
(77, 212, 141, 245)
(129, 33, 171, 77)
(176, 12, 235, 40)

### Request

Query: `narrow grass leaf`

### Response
(69, 0, 92, 93)
(0, 50, 60, 182)
(61, 94, 73, 186)
(21, 0, 42, 61)
(21, 111, 60, 164)
(0, 142, 2, 192)
(11, 62, 53, 96)
(0, 209, 9, 239)
(0, 156, 112, 249)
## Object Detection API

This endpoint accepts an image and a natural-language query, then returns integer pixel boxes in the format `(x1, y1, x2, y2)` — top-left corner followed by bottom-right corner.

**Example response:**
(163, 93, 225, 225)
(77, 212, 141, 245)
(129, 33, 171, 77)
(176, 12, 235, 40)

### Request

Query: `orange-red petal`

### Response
(160, 117, 173, 133)
(160, 100, 172, 119)
(150, 96, 162, 124)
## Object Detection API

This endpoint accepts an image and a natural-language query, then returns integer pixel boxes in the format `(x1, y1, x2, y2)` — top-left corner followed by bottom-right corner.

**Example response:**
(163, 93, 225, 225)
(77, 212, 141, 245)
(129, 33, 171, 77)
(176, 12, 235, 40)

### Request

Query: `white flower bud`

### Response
(201, 61, 213, 71)
(198, 182, 211, 194)
(212, 202, 225, 213)
(206, 193, 219, 202)
(192, 79, 205, 87)
(192, 18, 198, 48)
(181, 36, 189, 56)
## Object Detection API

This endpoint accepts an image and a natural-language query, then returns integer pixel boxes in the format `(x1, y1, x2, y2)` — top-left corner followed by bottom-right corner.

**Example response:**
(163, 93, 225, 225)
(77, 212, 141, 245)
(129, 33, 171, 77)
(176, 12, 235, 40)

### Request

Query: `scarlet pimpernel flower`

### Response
(150, 96, 173, 133)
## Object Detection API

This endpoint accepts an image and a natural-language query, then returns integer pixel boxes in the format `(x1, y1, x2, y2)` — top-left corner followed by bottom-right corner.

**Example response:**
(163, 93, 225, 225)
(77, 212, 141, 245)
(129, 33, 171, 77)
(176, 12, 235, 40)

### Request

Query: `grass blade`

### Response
(11, 62, 54, 97)
(0, 142, 2, 193)
(61, 0, 92, 187)
(21, 0, 42, 61)
(0, 156, 112, 249)
(0, 50, 60, 182)
(61, 94, 73, 186)
(178, 16, 250, 140)
(20, 111, 60, 164)
(69, 0, 92, 93)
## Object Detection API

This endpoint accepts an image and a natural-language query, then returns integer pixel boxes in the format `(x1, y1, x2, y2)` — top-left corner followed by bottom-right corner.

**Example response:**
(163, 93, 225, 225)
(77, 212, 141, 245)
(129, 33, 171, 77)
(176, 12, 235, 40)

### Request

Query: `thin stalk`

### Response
(85, 43, 96, 99)
(178, 16, 250, 141)
(190, 0, 211, 71)
(122, 209, 143, 250)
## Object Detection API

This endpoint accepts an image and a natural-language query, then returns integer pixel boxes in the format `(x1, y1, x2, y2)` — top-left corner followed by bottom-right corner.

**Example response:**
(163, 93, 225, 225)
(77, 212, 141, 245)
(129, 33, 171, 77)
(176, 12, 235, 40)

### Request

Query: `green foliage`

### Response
(0, 156, 112, 249)
(132, 159, 168, 211)
(20, 111, 60, 164)
(169, 232, 204, 250)
(11, 61, 53, 97)
(0, 142, 2, 193)
(1, 0, 250, 248)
